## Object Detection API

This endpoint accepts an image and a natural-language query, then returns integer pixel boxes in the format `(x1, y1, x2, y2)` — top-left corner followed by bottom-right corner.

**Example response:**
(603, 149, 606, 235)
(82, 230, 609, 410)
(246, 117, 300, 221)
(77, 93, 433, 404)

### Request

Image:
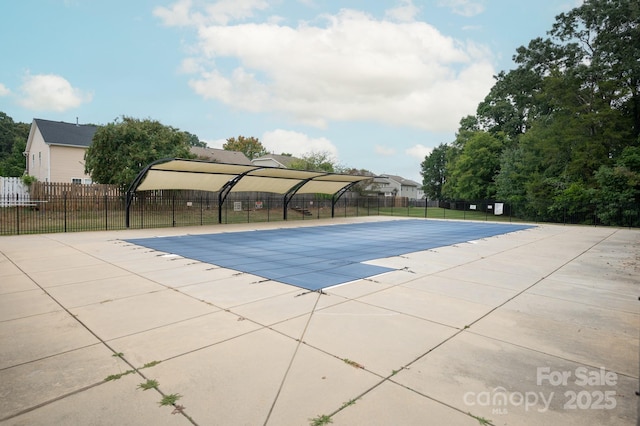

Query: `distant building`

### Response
(368, 174, 421, 200)
(24, 118, 97, 183)
(190, 147, 252, 165)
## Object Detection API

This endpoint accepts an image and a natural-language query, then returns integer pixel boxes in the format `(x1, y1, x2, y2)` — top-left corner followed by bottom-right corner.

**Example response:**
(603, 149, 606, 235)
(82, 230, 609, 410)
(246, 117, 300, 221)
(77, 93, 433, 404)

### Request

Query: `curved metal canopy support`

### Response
(331, 181, 361, 218)
(125, 158, 174, 228)
(282, 173, 331, 220)
(217, 166, 264, 223)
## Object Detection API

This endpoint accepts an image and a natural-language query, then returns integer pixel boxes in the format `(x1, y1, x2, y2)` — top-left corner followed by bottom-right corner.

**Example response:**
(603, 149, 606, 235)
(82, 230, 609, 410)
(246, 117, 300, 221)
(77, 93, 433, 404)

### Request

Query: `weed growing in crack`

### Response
(341, 398, 357, 408)
(342, 358, 364, 369)
(104, 370, 135, 381)
(137, 379, 159, 390)
(309, 414, 332, 425)
(469, 412, 492, 425)
(159, 393, 182, 407)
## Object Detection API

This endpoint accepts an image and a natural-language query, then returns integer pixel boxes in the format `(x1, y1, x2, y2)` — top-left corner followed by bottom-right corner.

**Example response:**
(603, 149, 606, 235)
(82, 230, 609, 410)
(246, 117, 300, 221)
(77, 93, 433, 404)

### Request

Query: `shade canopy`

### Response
(125, 158, 374, 226)
(129, 158, 371, 195)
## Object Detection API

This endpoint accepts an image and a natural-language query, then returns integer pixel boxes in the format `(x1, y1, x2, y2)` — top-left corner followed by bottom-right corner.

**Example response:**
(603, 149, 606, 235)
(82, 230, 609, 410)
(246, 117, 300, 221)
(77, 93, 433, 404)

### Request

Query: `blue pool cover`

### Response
(125, 220, 533, 291)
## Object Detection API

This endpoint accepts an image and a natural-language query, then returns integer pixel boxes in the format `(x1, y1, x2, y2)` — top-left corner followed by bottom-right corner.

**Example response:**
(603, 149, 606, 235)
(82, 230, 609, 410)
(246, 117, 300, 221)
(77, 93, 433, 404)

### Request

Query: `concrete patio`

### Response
(0, 217, 638, 425)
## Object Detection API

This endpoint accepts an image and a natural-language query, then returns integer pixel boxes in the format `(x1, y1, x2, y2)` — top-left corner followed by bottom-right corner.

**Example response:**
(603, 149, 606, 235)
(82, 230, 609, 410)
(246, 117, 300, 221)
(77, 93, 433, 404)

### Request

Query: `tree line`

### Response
(421, 0, 639, 225)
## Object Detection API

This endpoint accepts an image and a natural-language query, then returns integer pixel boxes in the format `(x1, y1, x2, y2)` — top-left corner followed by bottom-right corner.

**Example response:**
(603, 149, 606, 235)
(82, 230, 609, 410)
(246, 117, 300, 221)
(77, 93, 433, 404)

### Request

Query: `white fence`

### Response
(0, 177, 31, 207)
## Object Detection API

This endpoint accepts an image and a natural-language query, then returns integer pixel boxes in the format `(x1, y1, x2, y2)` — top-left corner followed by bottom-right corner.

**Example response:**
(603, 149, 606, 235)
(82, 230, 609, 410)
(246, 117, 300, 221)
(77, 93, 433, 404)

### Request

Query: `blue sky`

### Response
(0, 0, 578, 182)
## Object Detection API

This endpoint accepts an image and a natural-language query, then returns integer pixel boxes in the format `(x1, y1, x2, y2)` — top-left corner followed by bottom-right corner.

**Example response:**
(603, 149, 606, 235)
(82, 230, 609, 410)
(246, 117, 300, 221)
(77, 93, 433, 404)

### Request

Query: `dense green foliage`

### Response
(288, 151, 337, 172)
(421, 0, 640, 225)
(0, 112, 30, 176)
(420, 143, 450, 201)
(223, 136, 268, 160)
(84, 116, 194, 188)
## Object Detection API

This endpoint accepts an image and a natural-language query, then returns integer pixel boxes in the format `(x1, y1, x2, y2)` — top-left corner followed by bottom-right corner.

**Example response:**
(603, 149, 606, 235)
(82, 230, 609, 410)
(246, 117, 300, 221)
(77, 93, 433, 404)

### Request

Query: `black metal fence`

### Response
(1, 190, 638, 236)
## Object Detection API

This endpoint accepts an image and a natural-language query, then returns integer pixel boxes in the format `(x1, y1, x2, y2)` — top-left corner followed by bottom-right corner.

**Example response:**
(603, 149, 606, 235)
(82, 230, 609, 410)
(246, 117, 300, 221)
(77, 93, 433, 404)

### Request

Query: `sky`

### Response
(0, 0, 579, 182)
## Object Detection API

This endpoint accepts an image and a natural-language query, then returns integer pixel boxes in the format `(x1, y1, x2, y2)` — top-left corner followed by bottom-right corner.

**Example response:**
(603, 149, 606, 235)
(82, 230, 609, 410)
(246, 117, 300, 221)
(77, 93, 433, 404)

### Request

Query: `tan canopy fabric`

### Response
(131, 158, 371, 195)
(125, 158, 373, 226)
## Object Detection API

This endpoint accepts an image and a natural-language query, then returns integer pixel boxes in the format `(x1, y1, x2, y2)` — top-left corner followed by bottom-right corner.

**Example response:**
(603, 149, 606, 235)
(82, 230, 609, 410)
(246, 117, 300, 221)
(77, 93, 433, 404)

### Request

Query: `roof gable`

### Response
(382, 174, 419, 187)
(34, 119, 97, 148)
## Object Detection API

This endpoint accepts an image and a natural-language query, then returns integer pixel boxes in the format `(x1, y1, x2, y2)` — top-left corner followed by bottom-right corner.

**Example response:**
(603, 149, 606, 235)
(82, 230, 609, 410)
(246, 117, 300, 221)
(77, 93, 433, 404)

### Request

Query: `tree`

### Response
(0, 112, 30, 176)
(288, 151, 337, 172)
(1, 138, 27, 177)
(437, 0, 640, 221)
(420, 143, 450, 201)
(593, 145, 640, 226)
(84, 116, 193, 187)
(549, 0, 640, 138)
(184, 131, 206, 148)
(444, 132, 504, 200)
(223, 136, 267, 160)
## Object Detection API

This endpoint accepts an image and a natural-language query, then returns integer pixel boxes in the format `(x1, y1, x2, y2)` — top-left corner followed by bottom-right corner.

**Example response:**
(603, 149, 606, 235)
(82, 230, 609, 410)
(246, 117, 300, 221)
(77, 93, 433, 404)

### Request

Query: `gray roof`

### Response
(382, 174, 420, 187)
(252, 154, 298, 167)
(34, 118, 97, 147)
(190, 147, 252, 165)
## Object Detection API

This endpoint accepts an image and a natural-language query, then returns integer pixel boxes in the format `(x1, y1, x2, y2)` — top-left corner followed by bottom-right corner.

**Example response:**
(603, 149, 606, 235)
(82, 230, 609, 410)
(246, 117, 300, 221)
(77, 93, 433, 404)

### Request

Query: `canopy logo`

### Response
(463, 366, 618, 415)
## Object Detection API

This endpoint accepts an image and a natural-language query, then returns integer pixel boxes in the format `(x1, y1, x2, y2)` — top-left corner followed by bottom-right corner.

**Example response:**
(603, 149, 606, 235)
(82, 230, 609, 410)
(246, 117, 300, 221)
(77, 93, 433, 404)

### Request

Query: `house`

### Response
(371, 174, 422, 200)
(24, 119, 97, 183)
(23, 119, 254, 183)
(251, 154, 298, 168)
(190, 146, 252, 165)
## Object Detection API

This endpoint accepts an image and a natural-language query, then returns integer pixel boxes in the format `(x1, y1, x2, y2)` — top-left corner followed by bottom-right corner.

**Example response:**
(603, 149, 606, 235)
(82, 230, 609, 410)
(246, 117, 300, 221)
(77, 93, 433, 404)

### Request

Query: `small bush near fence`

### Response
(0, 181, 638, 235)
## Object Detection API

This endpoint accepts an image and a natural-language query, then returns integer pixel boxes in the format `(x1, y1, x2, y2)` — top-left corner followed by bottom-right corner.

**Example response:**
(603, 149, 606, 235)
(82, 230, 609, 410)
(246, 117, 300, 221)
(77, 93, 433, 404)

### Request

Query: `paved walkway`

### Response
(0, 217, 638, 425)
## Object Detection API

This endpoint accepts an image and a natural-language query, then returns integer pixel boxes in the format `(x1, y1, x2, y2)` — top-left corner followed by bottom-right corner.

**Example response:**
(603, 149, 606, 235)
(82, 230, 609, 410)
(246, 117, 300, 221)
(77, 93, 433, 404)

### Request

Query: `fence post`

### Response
(15, 193, 20, 235)
(104, 193, 108, 230)
(64, 191, 67, 232)
(172, 193, 176, 227)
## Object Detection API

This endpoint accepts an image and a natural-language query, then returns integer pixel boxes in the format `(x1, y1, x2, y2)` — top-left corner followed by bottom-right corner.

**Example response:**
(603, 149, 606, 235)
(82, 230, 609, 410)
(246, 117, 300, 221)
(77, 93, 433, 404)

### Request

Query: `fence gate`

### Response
(0, 177, 30, 207)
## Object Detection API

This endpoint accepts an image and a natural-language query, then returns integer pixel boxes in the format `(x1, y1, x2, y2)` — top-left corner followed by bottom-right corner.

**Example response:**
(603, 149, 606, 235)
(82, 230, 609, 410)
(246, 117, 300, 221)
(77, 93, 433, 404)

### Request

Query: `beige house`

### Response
(251, 154, 298, 168)
(24, 119, 97, 183)
(368, 174, 422, 200)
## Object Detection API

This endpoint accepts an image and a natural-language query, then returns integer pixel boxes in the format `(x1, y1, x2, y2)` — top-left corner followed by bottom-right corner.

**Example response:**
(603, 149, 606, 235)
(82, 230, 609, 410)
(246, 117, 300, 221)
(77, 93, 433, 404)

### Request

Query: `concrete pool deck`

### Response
(0, 217, 638, 425)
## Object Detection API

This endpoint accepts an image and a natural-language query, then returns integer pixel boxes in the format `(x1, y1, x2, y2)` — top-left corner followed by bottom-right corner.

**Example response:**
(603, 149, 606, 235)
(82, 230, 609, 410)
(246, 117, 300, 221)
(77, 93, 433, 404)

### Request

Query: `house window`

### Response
(83, 178, 92, 184)
(71, 178, 82, 184)
(38, 152, 41, 165)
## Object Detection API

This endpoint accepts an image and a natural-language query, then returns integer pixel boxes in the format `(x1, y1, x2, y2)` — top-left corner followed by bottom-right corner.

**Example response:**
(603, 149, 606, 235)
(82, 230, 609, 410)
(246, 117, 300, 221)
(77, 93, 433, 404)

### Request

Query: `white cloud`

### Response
(438, 0, 485, 17)
(262, 129, 338, 158)
(159, 3, 495, 132)
(375, 145, 396, 156)
(405, 144, 432, 159)
(202, 137, 226, 149)
(154, 0, 269, 26)
(385, 0, 420, 23)
(18, 73, 92, 112)
(0, 83, 10, 97)
(154, 0, 195, 27)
